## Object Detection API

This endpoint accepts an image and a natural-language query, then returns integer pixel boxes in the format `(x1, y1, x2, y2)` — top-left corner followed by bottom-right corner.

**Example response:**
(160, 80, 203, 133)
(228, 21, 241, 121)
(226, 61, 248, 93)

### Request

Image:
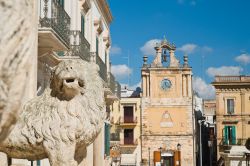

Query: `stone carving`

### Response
(0, 60, 105, 166)
(0, 0, 37, 141)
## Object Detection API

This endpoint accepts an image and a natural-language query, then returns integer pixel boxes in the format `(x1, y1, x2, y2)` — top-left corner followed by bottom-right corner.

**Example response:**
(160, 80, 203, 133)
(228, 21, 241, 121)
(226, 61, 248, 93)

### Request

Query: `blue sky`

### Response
(108, 0, 250, 99)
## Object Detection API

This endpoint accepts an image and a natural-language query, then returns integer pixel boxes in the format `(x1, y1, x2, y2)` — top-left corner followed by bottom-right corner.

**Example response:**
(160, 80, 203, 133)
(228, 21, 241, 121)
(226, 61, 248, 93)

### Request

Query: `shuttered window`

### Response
(224, 126, 236, 145)
(58, 0, 64, 8)
(104, 123, 110, 156)
(81, 15, 85, 35)
(227, 99, 234, 114)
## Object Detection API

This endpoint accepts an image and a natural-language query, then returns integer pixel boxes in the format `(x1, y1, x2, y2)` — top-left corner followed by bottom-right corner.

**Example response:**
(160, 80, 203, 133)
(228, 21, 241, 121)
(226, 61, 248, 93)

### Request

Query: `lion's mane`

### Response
(19, 60, 105, 146)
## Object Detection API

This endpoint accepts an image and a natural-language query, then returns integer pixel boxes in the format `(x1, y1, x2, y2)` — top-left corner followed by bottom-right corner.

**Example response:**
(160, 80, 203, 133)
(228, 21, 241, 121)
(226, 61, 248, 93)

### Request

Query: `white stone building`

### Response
(110, 87, 142, 166)
(10, 0, 119, 165)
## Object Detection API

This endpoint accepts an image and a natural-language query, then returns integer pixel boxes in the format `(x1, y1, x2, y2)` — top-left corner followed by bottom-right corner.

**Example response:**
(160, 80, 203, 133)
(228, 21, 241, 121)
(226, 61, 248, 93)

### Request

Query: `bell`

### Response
(163, 54, 167, 62)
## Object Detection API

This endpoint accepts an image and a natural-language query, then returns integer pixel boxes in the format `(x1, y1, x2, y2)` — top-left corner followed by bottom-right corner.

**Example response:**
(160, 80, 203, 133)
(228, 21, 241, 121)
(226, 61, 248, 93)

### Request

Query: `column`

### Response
(93, 124, 104, 166)
(241, 91, 246, 139)
(84, 143, 93, 165)
(147, 74, 150, 97)
(182, 75, 187, 97)
(187, 75, 192, 97)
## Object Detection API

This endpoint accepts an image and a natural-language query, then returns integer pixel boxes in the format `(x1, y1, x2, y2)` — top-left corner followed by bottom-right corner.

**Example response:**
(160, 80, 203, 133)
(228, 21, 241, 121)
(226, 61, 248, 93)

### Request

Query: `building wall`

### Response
(110, 95, 141, 166)
(141, 97, 194, 166)
(213, 76, 250, 164)
(141, 42, 194, 166)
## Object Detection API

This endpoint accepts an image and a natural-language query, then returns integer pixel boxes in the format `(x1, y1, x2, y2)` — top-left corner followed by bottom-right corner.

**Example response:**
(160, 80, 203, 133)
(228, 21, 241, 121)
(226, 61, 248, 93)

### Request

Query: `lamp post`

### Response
(208, 140, 212, 166)
(159, 147, 163, 164)
(198, 120, 208, 166)
(245, 152, 250, 166)
(148, 147, 150, 166)
(177, 143, 181, 166)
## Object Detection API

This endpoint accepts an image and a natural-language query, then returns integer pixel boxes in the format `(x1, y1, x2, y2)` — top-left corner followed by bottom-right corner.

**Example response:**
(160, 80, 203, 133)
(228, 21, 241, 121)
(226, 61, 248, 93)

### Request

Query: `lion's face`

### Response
(50, 60, 86, 101)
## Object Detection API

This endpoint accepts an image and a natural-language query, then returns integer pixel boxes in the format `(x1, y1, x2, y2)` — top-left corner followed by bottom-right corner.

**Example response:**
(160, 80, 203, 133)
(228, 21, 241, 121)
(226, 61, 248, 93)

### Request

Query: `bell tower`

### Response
(141, 38, 194, 166)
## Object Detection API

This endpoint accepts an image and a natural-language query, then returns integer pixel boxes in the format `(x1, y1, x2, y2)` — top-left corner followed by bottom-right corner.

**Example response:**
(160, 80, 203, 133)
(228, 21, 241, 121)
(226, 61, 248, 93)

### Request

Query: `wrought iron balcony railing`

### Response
(39, 0, 71, 46)
(119, 116, 137, 124)
(121, 138, 138, 146)
(109, 72, 116, 94)
(220, 138, 247, 146)
(110, 133, 120, 141)
(95, 53, 108, 82)
(67, 30, 90, 61)
(115, 82, 121, 99)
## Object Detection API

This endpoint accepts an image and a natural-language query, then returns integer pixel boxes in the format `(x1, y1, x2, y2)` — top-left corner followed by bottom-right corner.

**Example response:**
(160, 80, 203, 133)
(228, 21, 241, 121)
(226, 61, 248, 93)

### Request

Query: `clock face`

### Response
(160, 78, 172, 90)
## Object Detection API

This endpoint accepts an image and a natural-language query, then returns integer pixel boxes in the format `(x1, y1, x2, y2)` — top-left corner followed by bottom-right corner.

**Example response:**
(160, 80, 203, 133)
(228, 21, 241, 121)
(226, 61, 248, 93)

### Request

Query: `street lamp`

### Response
(159, 147, 163, 164)
(208, 140, 213, 166)
(245, 152, 250, 166)
(177, 143, 181, 166)
(148, 147, 150, 166)
(198, 120, 208, 166)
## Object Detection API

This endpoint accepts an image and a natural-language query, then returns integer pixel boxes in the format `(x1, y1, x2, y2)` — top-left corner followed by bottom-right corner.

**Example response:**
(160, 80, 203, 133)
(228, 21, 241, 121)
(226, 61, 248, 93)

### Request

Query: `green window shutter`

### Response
(58, 0, 64, 7)
(96, 37, 99, 54)
(224, 126, 228, 145)
(232, 126, 236, 145)
(37, 160, 41, 166)
(81, 15, 85, 35)
(57, 51, 64, 56)
(104, 123, 110, 156)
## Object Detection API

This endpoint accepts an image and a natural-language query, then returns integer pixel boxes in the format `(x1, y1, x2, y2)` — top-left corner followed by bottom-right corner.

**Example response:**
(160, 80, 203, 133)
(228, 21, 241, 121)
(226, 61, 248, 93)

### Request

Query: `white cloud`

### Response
(235, 53, 250, 65)
(206, 66, 243, 77)
(120, 81, 141, 91)
(177, 43, 212, 55)
(201, 46, 213, 53)
(193, 77, 215, 99)
(177, 44, 198, 54)
(110, 45, 121, 55)
(177, 0, 197, 5)
(111, 64, 132, 79)
(190, 0, 196, 6)
(140, 39, 161, 56)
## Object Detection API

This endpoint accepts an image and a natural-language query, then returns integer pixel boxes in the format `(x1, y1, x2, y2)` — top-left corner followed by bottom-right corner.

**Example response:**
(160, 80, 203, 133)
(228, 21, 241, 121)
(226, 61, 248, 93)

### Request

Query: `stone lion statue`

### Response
(0, 0, 37, 141)
(0, 60, 105, 166)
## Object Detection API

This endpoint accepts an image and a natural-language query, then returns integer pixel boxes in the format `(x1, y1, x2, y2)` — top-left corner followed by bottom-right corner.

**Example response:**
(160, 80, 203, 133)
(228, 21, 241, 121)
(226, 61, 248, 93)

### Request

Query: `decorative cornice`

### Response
(103, 36, 110, 48)
(96, 0, 113, 24)
(94, 19, 104, 34)
(81, 0, 91, 14)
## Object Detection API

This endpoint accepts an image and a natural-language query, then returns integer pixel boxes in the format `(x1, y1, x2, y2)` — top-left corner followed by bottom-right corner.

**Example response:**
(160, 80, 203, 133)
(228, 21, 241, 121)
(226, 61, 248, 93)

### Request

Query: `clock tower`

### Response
(141, 38, 194, 166)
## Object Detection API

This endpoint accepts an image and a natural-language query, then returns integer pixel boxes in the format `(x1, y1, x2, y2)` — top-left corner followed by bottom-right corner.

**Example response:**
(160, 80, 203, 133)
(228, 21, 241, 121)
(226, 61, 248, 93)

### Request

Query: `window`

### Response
(81, 15, 85, 35)
(58, 0, 64, 8)
(104, 123, 110, 156)
(227, 99, 234, 114)
(124, 106, 134, 123)
(223, 126, 236, 145)
(124, 129, 134, 145)
(96, 37, 99, 55)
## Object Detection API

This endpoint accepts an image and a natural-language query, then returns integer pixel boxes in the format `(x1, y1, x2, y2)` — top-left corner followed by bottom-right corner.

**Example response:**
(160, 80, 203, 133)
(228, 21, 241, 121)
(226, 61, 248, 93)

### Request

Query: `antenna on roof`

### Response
(122, 50, 130, 86)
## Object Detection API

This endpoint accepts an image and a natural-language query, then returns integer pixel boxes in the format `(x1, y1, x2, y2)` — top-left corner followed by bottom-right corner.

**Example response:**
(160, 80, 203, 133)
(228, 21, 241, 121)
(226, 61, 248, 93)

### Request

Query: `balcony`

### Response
(219, 138, 248, 152)
(214, 76, 250, 82)
(65, 30, 90, 61)
(95, 53, 108, 82)
(119, 116, 137, 126)
(38, 0, 70, 53)
(120, 138, 138, 147)
(115, 81, 121, 99)
(109, 73, 116, 94)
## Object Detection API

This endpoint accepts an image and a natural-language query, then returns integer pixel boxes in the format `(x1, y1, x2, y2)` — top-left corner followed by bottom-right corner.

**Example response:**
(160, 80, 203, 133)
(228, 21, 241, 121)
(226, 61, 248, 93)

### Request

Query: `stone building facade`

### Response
(110, 88, 141, 166)
(9, 0, 120, 165)
(212, 76, 250, 166)
(141, 39, 195, 166)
